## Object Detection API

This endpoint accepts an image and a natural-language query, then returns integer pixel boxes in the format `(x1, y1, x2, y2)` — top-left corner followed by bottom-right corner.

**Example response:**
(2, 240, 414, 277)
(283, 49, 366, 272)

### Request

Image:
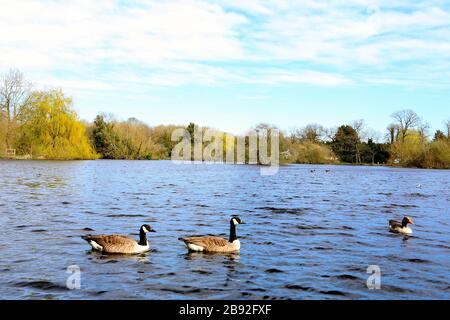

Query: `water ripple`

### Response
(0, 160, 449, 300)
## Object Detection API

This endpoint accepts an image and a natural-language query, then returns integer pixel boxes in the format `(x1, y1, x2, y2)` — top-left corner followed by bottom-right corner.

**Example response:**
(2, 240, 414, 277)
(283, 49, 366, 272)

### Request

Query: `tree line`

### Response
(1, 70, 449, 168)
(283, 112, 450, 169)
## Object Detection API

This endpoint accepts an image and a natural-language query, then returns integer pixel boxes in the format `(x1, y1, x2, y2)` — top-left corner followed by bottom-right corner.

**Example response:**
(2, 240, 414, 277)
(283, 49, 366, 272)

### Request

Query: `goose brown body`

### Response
(82, 224, 155, 254)
(179, 236, 241, 253)
(82, 235, 148, 254)
(179, 216, 244, 253)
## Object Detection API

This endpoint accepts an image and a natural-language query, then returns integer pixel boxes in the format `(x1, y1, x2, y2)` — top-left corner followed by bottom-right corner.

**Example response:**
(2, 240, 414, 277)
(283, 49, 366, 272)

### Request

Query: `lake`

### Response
(0, 160, 449, 300)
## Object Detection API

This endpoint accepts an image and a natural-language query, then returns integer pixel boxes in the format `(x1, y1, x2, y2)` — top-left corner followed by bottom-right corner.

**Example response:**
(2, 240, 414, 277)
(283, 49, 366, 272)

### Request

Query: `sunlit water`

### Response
(0, 160, 449, 300)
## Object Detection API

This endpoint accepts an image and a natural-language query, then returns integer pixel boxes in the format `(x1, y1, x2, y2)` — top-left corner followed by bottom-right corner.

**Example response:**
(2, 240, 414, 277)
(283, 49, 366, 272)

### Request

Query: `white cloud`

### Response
(217, 0, 273, 16)
(252, 70, 353, 86)
(251, 3, 450, 65)
(36, 78, 115, 91)
(0, 0, 449, 88)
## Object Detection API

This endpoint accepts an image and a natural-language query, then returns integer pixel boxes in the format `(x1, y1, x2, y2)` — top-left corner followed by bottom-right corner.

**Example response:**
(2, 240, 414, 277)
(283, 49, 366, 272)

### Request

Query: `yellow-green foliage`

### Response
(148, 124, 182, 159)
(20, 89, 97, 160)
(223, 134, 236, 162)
(113, 118, 154, 159)
(288, 141, 337, 164)
(390, 130, 450, 168)
(390, 131, 426, 167)
(424, 140, 450, 169)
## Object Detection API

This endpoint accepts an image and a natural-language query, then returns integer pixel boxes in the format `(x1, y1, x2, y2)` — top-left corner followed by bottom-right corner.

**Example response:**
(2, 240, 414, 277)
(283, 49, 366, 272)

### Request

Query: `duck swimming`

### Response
(389, 217, 414, 235)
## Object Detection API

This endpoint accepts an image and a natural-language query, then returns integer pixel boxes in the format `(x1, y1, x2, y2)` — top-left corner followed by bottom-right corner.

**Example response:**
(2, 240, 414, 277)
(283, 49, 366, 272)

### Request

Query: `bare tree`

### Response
(299, 124, 324, 143)
(287, 127, 302, 144)
(365, 128, 382, 143)
(352, 119, 365, 135)
(0, 69, 32, 148)
(417, 119, 430, 139)
(287, 127, 299, 144)
(351, 119, 365, 164)
(391, 109, 420, 141)
(324, 127, 337, 142)
(386, 123, 400, 144)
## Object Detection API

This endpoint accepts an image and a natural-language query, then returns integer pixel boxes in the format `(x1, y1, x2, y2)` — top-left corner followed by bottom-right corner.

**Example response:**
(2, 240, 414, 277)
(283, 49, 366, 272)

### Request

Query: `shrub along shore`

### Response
(1, 70, 449, 169)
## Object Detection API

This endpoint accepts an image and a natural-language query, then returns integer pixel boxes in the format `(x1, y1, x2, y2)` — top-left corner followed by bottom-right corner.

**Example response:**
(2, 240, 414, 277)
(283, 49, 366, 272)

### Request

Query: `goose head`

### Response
(141, 224, 156, 233)
(402, 217, 414, 227)
(231, 216, 245, 225)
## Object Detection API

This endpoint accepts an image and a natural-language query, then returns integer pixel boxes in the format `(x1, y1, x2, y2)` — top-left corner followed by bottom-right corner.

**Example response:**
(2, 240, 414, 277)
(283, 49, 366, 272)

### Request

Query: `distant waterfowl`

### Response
(389, 217, 414, 235)
(82, 224, 156, 254)
(179, 216, 245, 253)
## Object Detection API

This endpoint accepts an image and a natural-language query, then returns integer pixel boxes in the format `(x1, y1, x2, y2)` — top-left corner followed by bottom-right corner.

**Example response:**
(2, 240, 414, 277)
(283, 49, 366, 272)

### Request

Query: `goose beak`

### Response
(151, 229, 157, 232)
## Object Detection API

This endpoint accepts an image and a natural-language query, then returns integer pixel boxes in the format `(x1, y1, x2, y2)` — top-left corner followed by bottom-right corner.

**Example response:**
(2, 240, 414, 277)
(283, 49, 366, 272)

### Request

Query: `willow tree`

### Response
(20, 89, 97, 159)
(389, 130, 426, 167)
(425, 139, 450, 169)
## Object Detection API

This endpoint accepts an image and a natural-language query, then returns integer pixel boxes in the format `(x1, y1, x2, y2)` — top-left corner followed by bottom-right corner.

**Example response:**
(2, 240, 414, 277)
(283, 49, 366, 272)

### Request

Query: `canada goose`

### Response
(389, 217, 414, 235)
(179, 216, 245, 253)
(82, 224, 156, 254)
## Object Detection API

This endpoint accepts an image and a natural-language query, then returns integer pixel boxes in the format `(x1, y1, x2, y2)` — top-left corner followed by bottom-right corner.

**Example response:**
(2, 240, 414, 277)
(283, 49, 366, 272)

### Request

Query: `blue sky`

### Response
(0, 0, 449, 137)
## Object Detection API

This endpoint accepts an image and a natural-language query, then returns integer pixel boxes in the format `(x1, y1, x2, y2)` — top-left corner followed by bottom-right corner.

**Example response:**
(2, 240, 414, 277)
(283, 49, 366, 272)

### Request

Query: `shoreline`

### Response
(1, 157, 448, 170)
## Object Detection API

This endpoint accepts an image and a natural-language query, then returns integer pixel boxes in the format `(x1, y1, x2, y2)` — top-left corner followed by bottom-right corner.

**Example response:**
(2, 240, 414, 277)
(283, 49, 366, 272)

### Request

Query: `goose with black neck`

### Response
(179, 216, 245, 253)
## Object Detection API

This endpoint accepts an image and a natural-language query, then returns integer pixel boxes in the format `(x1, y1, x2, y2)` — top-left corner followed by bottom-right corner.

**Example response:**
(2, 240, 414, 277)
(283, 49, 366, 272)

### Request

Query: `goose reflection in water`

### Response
(87, 250, 152, 264)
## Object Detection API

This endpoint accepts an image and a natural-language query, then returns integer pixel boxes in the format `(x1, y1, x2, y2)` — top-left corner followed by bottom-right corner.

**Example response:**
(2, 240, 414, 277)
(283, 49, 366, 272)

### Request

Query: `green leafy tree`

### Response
(331, 125, 360, 163)
(360, 139, 390, 164)
(92, 114, 122, 159)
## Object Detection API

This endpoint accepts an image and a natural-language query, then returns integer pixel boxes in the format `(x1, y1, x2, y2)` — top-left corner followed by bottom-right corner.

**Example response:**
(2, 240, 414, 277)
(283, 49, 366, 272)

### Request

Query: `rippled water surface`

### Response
(0, 160, 449, 300)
